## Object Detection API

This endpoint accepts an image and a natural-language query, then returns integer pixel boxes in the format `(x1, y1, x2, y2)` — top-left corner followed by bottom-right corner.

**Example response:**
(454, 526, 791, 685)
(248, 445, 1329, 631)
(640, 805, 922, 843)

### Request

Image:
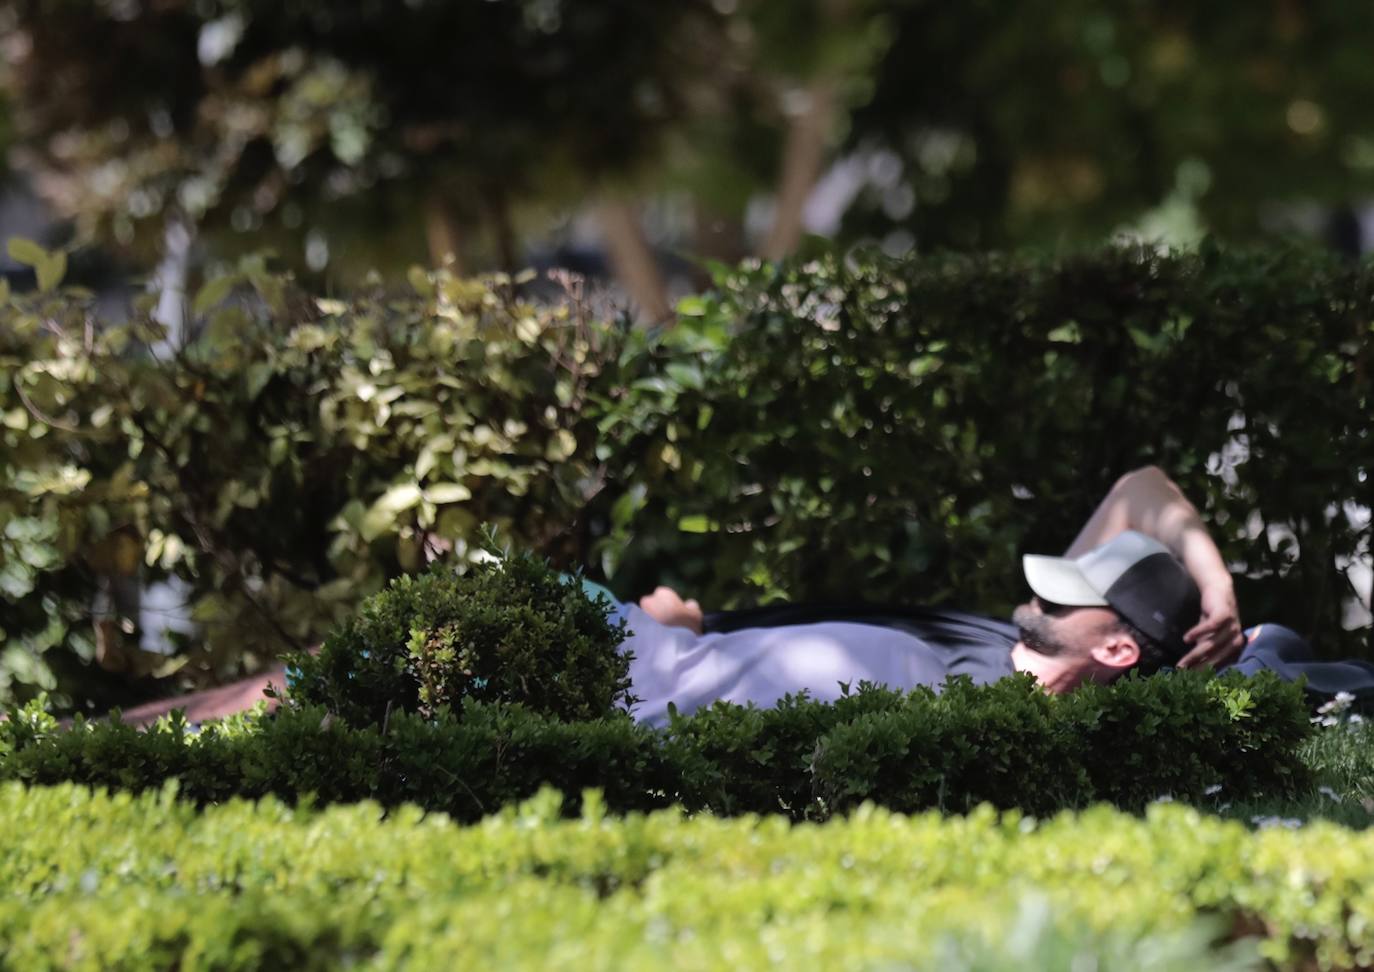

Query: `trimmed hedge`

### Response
(3, 782, 1374, 970)
(6, 243, 1374, 712)
(1, 670, 1313, 820)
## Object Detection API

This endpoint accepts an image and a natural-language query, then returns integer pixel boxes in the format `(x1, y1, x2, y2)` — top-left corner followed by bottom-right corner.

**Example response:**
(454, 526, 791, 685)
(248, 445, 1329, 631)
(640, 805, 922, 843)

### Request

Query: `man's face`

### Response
(1011, 597, 1121, 660)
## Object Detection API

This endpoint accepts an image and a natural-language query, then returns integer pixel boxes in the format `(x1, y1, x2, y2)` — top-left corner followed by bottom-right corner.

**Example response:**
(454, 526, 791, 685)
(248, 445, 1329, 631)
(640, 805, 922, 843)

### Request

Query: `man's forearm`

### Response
(1067, 465, 1232, 594)
(114, 667, 284, 728)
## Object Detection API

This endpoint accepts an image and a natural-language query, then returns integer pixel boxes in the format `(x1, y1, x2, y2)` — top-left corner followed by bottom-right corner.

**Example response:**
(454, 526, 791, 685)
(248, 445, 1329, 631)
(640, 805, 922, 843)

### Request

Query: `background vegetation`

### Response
(8, 1, 1374, 299)
(3, 243, 1371, 713)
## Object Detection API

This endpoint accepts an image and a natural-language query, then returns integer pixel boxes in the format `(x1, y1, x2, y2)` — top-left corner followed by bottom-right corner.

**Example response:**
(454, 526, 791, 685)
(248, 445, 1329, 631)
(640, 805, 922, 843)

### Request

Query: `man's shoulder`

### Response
(1232, 623, 1374, 702)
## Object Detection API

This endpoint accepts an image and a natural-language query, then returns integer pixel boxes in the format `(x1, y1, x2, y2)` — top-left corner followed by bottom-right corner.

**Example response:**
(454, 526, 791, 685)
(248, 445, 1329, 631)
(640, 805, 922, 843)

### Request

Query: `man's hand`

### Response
(1178, 582, 1243, 669)
(638, 586, 704, 635)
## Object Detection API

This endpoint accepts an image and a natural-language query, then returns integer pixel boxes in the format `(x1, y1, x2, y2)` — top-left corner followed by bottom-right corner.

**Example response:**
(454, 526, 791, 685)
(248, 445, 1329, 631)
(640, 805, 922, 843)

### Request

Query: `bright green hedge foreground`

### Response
(3, 783, 1373, 971)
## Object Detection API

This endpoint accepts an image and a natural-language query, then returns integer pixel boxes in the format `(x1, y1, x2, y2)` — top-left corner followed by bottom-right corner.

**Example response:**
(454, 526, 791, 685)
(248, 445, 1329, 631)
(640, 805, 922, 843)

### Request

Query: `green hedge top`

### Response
(2, 781, 1374, 970)
(286, 553, 633, 726)
(4, 242, 1374, 711)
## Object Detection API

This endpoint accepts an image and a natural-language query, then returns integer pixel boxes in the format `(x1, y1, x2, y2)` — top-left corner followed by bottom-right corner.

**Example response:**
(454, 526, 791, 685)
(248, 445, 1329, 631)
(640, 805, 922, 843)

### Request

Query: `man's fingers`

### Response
(1177, 644, 1217, 669)
(1184, 618, 1220, 644)
(1185, 612, 1243, 645)
(1178, 631, 1244, 670)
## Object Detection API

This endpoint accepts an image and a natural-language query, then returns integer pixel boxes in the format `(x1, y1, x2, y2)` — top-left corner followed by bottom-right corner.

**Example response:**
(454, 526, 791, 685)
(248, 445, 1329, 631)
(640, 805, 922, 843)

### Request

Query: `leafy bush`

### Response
(0, 671, 1313, 821)
(5, 782, 1374, 970)
(284, 545, 632, 726)
(0, 250, 647, 711)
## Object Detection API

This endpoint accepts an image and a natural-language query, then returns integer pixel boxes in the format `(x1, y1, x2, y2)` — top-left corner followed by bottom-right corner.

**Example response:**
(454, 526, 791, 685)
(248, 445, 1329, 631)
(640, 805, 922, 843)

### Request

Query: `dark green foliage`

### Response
(285, 551, 633, 727)
(0, 671, 1314, 822)
(1070, 667, 1316, 805)
(664, 685, 911, 816)
(845, 2, 1374, 249)
(811, 671, 1312, 816)
(810, 676, 1092, 816)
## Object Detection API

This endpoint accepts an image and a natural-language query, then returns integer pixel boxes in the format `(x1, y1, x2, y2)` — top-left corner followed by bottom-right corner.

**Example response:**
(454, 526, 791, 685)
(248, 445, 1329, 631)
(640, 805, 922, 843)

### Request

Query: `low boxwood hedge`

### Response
(1, 669, 1313, 819)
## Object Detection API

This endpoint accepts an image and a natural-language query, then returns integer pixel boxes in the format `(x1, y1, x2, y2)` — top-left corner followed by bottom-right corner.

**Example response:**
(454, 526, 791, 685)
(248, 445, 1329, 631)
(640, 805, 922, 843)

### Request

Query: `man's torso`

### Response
(625, 603, 1017, 726)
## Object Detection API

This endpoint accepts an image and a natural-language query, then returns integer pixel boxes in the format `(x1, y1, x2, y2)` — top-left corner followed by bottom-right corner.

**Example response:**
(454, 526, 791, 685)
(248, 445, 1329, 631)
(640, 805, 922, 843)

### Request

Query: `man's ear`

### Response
(1088, 631, 1140, 671)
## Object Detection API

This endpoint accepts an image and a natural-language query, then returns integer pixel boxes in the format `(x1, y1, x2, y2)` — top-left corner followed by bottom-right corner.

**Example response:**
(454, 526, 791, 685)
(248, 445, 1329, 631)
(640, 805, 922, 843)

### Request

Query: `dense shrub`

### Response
(4, 782, 1374, 970)
(285, 548, 632, 726)
(6, 241, 1374, 712)
(0, 252, 647, 711)
(0, 671, 1313, 820)
(811, 671, 1313, 815)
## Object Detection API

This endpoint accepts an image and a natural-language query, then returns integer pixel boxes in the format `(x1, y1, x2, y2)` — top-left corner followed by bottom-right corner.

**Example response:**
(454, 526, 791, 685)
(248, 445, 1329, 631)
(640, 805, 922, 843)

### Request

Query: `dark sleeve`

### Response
(703, 602, 891, 632)
(704, 602, 1015, 641)
(1229, 624, 1374, 702)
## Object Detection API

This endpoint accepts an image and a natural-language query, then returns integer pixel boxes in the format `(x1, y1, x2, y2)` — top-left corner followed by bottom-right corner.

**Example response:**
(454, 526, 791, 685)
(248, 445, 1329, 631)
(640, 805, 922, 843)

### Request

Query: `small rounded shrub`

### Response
(284, 550, 633, 727)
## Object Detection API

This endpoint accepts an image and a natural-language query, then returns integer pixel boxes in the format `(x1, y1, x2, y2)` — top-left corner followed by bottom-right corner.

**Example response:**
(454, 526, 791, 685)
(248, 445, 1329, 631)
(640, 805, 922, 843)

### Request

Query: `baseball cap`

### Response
(1022, 530, 1201, 657)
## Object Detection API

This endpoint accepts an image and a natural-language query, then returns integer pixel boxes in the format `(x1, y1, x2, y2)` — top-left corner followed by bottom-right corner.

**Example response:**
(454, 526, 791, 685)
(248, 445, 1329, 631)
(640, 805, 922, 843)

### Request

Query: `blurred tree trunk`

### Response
(488, 184, 520, 273)
(762, 80, 836, 261)
(424, 192, 466, 274)
(692, 199, 747, 288)
(598, 198, 672, 324)
(151, 213, 194, 357)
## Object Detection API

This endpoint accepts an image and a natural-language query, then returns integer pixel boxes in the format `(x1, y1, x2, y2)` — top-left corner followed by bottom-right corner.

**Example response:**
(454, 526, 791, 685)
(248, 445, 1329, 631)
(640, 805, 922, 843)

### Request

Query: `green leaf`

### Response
(611, 485, 646, 529)
(360, 484, 424, 541)
(36, 252, 67, 293)
(250, 275, 287, 315)
(6, 237, 47, 268)
(245, 363, 274, 401)
(407, 266, 433, 298)
(677, 514, 714, 533)
(424, 483, 472, 504)
(665, 362, 704, 390)
(676, 295, 709, 317)
(193, 275, 238, 316)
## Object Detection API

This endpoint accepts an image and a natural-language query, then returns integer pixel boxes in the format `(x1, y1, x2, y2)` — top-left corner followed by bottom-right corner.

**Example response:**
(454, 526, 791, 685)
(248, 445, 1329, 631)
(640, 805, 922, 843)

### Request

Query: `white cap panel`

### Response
(1022, 554, 1110, 607)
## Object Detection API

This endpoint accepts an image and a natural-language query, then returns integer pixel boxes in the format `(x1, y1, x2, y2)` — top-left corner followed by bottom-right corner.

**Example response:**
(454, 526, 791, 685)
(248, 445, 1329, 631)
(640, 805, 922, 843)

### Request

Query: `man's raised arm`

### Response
(1066, 465, 1243, 668)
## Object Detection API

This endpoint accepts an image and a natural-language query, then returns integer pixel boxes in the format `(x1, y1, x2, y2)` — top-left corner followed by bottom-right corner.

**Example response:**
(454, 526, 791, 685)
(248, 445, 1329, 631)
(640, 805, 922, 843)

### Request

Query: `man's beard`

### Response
(1012, 603, 1075, 657)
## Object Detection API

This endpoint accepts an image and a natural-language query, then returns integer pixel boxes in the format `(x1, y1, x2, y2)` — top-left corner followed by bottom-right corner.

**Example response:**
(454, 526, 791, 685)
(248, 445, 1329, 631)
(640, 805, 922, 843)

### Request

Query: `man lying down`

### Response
(617, 529, 1196, 726)
(618, 465, 1374, 725)
(118, 466, 1374, 727)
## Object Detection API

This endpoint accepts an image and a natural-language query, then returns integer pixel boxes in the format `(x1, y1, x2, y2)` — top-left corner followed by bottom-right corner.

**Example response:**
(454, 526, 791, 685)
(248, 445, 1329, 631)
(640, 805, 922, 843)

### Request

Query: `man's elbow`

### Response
(1117, 464, 1170, 490)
